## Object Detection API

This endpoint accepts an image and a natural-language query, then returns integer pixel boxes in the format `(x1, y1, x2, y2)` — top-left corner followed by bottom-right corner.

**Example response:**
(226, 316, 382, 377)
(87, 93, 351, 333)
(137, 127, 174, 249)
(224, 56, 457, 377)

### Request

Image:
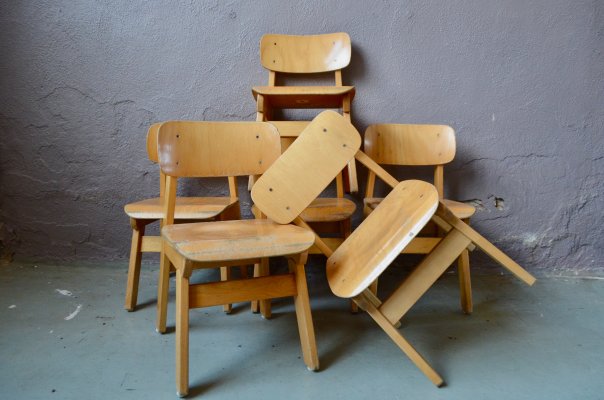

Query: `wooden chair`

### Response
(311, 117, 535, 387)
(157, 120, 319, 397)
(363, 124, 475, 314)
(251, 32, 358, 256)
(327, 179, 536, 386)
(123, 123, 240, 313)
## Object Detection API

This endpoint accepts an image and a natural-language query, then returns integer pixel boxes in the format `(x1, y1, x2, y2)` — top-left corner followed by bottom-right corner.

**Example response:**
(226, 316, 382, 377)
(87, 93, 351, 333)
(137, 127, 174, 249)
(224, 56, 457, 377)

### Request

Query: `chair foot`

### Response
(307, 366, 319, 372)
(177, 391, 187, 398)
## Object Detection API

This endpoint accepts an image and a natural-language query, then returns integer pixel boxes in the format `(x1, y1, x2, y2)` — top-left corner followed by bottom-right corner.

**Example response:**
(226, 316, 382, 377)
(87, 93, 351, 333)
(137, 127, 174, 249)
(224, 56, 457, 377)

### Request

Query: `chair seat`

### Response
(364, 197, 475, 219)
(162, 219, 315, 263)
(252, 86, 355, 109)
(251, 197, 356, 223)
(329, 181, 439, 298)
(124, 197, 238, 220)
(300, 198, 356, 222)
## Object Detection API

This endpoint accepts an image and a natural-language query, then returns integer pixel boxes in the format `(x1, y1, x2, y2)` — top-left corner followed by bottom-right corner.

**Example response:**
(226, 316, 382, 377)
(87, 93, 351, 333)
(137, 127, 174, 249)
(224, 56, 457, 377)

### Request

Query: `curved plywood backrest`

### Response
(145, 123, 162, 163)
(364, 124, 456, 166)
(327, 180, 439, 298)
(252, 111, 361, 224)
(260, 33, 351, 73)
(157, 121, 281, 178)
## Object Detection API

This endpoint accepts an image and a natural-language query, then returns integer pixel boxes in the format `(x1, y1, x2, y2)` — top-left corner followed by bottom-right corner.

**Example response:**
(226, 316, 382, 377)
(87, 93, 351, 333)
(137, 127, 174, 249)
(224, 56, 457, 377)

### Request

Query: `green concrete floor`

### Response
(1, 260, 603, 399)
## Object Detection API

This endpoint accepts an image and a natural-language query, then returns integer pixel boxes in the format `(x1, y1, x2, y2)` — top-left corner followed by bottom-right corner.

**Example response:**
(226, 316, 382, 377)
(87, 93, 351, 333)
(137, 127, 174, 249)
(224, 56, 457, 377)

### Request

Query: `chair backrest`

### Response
(327, 180, 439, 298)
(260, 33, 351, 74)
(146, 123, 162, 163)
(252, 111, 361, 224)
(364, 124, 456, 198)
(364, 124, 455, 166)
(157, 121, 281, 178)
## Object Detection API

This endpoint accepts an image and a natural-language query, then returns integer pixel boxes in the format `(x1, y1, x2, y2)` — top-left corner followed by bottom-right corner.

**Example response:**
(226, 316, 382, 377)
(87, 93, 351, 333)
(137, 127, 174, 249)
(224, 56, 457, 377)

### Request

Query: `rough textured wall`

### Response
(0, 1, 602, 275)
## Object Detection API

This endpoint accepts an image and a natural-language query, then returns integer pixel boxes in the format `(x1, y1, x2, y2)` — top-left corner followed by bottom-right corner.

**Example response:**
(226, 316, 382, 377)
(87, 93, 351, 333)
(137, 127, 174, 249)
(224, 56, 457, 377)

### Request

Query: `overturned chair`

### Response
(253, 111, 536, 387)
(339, 118, 536, 386)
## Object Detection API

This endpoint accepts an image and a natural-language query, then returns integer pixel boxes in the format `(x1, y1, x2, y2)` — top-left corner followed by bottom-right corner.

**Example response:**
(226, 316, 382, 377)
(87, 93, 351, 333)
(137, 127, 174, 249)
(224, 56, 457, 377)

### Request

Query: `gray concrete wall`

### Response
(1, 1, 602, 275)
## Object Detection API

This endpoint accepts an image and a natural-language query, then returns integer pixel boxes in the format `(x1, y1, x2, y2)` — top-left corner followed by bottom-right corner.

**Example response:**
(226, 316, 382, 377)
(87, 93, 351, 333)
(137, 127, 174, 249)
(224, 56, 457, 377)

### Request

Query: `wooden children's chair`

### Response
(157, 120, 319, 397)
(307, 116, 535, 386)
(160, 111, 362, 396)
(327, 179, 536, 386)
(363, 124, 475, 313)
(250, 33, 358, 260)
(123, 123, 240, 313)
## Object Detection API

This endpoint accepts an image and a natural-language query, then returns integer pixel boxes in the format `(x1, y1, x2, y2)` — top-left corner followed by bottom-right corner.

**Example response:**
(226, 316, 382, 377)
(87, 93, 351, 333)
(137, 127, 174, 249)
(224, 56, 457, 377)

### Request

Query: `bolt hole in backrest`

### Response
(260, 33, 351, 74)
(157, 121, 281, 178)
(251, 111, 361, 224)
(364, 124, 456, 198)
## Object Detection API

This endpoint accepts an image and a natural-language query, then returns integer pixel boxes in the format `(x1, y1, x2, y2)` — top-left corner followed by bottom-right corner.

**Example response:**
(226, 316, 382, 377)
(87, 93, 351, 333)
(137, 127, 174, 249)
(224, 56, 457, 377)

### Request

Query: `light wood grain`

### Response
(252, 111, 360, 224)
(354, 292, 444, 387)
(364, 197, 475, 220)
(188, 274, 297, 308)
(260, 33, 351, 73)
(269, 121, 310, 137)
(161, 219, 315, 263)
(289, 255, 319, 371)
(364, 124, 456, 166)
(252, 86, 355, 109)
(125, 197, 238, 220)
(379, 229, 472, 324)
(158, 121, 281, 177)
(361, 124, 475, 313)
(299, 198, 356, 222)
(253, 33, 358, 194)
(434, 202, 537, 285)
(327, 181, 439, 298)
(175, 267, 189, 397)
(124, 122, 245, 312)
(124, 220, 144, 311)
(145, 123, 161, 163)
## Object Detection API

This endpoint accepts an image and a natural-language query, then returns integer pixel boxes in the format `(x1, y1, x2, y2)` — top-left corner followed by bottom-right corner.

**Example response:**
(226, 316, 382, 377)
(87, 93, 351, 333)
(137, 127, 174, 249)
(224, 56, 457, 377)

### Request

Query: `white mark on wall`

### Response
(64, 304, 82, 320)
(464, 199, 486, 211)
(9, 304, 16, 309)
(492, 113, 495, 122)
(56, 289, 73, 297)
(520, 233, 541, 247)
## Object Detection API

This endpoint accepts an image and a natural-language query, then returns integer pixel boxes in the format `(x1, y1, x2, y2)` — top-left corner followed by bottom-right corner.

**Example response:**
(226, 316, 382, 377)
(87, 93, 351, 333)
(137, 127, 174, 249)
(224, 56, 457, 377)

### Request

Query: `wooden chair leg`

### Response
(124, 219, 144, 311)
(355, 292, 443, 387)
(457, 252, 472, 314)
(251, 263, 260, 313)
(457, 218, 472, 314)
(220, 267, 233, 314)
(290, 255, 319, 371)
(258, 258, 272, 319)
(175, 268, 190, 397)
(156, 252, 171, 333)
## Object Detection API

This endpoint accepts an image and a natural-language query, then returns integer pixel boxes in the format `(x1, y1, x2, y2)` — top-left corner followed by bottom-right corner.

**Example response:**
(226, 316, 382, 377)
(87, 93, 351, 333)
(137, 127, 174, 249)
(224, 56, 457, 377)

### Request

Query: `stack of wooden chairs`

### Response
(123, 34, 536, 397)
